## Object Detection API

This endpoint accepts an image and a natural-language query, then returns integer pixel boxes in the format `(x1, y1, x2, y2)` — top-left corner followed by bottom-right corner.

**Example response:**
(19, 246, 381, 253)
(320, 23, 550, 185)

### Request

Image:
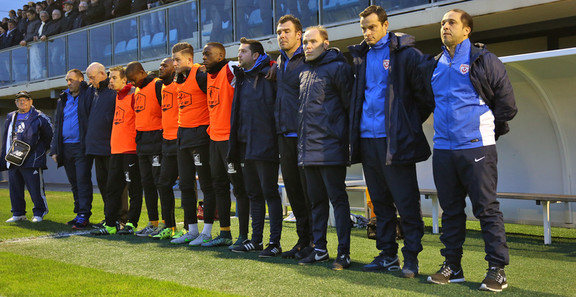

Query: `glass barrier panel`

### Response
(141, 9, 168, 60)
(114, 18, 138, 65)
(201, 0, 233, 44)
(236, 0, 274, 39)
(169, 1, 199, 49)
(322, 0, 369, 24)
(48, 37, 67, 77)
(68, 31, 88, 71)
(29, 42, 47, 81)
(275, 0, 319, 29)
(375, 0, 430, 11)
(12, 47, 28, 83)
(0, 51, 10, 86)
(90, 25, 112, 66)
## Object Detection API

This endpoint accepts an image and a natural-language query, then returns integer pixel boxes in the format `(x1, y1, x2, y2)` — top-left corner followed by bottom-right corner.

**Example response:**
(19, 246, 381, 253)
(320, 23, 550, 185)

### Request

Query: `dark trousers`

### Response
(279, 136, 312, 246)
(244, 159, 283, 244)
(157, 153, 178, 228)
(304, 166, 351, 255)
(91, 155, 109, 216)
(210, 140, 249, 235)
(178, 144, 216, 228)
(105, 154, 143, 227)
(433, 146, 509, 267)
(361, 138, 424, 260)
(63, 143, 93, 217)
(138, 154, 161, 221)
(8, 167, 48, 217)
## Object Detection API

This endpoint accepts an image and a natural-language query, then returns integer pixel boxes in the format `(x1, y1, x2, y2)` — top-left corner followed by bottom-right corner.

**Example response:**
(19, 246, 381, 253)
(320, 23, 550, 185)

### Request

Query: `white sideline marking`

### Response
(0, 230, 92, 244)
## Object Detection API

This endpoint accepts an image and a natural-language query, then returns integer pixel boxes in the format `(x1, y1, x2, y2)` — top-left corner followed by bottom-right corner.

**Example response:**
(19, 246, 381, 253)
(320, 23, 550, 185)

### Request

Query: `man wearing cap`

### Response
(1, 91, 53, 223)
(61, 1, 78, 32)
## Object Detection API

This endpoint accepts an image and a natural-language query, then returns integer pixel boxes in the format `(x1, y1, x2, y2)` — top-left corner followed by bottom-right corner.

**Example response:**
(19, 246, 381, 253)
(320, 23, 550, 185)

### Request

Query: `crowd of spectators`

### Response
(0, 0, 182, 50)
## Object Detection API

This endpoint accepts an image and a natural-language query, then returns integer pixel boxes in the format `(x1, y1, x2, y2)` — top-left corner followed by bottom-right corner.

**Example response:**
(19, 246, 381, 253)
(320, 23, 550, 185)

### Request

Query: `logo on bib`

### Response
(383, 59, 390, 70)
(460, 64, 469, 75)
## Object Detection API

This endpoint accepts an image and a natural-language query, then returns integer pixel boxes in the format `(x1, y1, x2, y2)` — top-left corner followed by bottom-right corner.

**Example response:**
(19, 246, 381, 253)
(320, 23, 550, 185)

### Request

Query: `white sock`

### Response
(188, 224, 199, 235)
(202, 223, 213, 235)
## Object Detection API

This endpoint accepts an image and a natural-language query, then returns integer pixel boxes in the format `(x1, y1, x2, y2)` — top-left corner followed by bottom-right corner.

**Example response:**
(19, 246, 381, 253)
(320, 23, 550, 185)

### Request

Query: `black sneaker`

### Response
(231, 240, 263, 253)
(401, 258, 419, 278)
(295, 244, 314, 259)
(363, 253, 401, 272)
(281, 243, 303, 259)
(67, 217, 77, 226)
(117, 223, 136, 235)
(332, 254, 351, 270)
(259, 243, 282, 258)
(72, 217, 90, 230)
(92, 219, 106, 229)
(427, 262, 465, 284)
(298, 249, 329, 265)
(479, 267, 508, 292)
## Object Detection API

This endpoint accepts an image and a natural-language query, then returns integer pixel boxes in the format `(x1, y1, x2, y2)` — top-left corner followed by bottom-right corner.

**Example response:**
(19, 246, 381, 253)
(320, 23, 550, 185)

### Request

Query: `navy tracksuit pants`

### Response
(279, 136, 312, 246)
(157, 153, 178, 228)
(433, 145, 509, 267)
(304, 166, 351, 255)
(63, 143, 93, 217)
(8, 167, 48, 217)
(361, 138, 424, 261)
(138, 153, 161, 222)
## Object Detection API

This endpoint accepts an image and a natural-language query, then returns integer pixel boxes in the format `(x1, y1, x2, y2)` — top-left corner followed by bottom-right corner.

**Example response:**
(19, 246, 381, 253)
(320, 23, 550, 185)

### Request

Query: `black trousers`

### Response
(138, 154, 161, 221)
(91, 155, 109, 216)
(210, 140, 249, 236)
(62, 143, 93, 217)
(244, 158, 283, 244)
(105, 154, 143, 227)
(279, 136, 312, 246)
(157, 153, 178, 228)
(304, 166, 351, 255)
(177, 144, 216, 228)
(361, 138, 424, 260)
(433, 146, 509, 267)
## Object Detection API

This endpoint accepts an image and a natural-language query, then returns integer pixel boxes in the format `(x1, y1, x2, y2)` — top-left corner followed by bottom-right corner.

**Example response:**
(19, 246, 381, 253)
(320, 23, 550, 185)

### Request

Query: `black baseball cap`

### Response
(15, 91, 32, 99)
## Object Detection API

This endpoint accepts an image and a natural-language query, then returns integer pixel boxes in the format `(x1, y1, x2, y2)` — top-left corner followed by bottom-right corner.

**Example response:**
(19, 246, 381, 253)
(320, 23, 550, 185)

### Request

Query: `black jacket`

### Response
(50, 81, 92, 167)
(348, 33, 432, 165)
(61, 9, 78, 32)
(228, 55, 278, 163)
(85, 78, 116, 156)
(1, 107, 53, 170)
(297, 48, 352, 166)
(274, 47, 306, 135)
(85, 1, 105, 25)
(73, 11, 87, 29)
(2, 29, 22, 48)
(43, 18, 62, 37)
(23, 18, 40, 42)
(113, 0, 131, 17)
(421, 42, 517, 140)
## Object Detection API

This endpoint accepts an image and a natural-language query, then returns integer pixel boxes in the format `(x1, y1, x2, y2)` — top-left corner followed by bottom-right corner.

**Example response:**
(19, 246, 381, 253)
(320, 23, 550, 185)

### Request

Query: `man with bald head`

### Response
(126, 61, 165, 236)
(83, 62, 117, 228)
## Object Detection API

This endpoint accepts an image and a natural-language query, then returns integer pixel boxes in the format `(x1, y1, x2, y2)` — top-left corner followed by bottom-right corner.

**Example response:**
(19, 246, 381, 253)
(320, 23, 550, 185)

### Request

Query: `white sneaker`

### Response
(283, 212, 297, 222)
(6, 215, 27, 223)
(32, 216, 43, 223)
(170, 231, 199, 244)
(189, 233, 212, 246)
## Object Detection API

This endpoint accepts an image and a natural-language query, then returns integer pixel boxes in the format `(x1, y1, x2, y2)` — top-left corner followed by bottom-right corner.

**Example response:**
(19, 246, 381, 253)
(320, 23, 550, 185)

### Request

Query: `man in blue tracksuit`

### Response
(348, 5, 432, 278)
(424, 9, 517, 292)
(51, 69, 93, 229)
(229, 38, 282, 257)
(2, 91, 53, 223)
(296, 26, 353, 270)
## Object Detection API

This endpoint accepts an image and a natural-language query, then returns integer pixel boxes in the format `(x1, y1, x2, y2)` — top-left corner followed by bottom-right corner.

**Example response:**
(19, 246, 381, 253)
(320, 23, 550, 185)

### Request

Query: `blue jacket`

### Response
(421, 42, 517, 146)
(85, 78, 116, 156)
(1, 106, 53, 170)
(51, 81, 92, 167)
(274, 46, 306, 135)
(297, 48, 352, 166)
(349, 33, 432, 165)
(228, 55, 278, 163)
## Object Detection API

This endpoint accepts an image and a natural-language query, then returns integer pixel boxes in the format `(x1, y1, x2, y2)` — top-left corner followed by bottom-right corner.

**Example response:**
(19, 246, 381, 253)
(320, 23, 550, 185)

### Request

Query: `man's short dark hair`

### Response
(109, 65, 126, 78)
(8, 20, 16, 25)
(359, 5, 387, 24)
(205, 42, 226, 55)
(172, 42, 194, 55)
(67, 69, 84, 79)
(277, 14, 302, 33)
(239, 37, 265, 56)
(449, 9, 474, 34)
(126, 61, 145, 75)
(27, 9, 37, 15)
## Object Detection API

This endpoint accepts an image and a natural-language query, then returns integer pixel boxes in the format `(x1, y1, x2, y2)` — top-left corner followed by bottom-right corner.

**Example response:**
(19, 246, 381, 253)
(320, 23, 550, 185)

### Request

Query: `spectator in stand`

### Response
(20, 9, 40, 46)
(101, 0, 113, 20)
(61, 1, 78, 32)
(73, 1, 88, 29)
(112, 0, 130, 18)
(35, 4, 43, 16)
(45, 0, 61, 16)
(85, 0, 105, 25)
(33, 11, 50, 42)
(9, 10, 18, 22)
(132, 0, 147, 13)
(0, 24, 7, 49)
(16, 9, 24, 22)
(40, 9, 62, 40)
(2, 18, 8, 27)
(2, 21, 22, 48)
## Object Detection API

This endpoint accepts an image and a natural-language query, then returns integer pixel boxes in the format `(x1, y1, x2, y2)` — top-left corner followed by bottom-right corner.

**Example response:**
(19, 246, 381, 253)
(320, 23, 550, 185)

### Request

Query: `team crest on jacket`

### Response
(460, 64, 470, 75)
(383, 59, 390, 70)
